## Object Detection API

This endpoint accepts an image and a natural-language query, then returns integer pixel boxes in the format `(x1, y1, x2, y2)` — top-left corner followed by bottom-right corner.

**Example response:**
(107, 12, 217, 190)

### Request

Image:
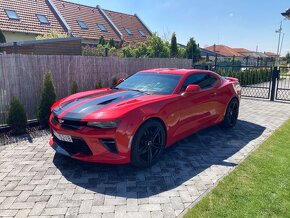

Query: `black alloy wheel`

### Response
(131, 120, 166, 167)
(222, 98, 239, 128)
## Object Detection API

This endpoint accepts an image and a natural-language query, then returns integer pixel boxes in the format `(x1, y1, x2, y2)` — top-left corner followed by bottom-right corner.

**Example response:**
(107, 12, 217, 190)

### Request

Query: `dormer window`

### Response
(36, 14, 49, 25)
(138, 29, 146, 37)
(77, 20, 88, 30)
(98, 24, 108, 32)
(5, 9, 20, 20)
(125, 28, 133, 35)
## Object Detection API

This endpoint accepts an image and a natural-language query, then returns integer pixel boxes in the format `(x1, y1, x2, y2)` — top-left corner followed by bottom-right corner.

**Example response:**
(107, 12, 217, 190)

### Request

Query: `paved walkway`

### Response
(0, 99, 290, 218)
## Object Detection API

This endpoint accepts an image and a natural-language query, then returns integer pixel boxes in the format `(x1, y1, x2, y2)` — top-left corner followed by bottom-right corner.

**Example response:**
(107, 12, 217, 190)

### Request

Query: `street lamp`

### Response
(281, 8, 290, 19)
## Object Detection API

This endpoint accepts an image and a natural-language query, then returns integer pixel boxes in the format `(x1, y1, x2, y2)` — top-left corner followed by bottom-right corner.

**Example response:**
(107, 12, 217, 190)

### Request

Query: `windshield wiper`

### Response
(127, 89, 150, 95)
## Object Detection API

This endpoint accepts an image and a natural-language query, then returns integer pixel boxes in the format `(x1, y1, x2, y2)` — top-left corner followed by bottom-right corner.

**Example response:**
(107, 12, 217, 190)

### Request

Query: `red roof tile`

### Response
(104, 9, 151, 43)
(52, 0, 121, 42)
(0, 0, 66, 35)
(205, 45, 243, 57)
(232, 48, 251, 54)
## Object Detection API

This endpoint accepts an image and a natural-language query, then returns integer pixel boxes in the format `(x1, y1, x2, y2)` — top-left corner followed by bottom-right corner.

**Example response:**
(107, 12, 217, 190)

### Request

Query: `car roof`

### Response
(138, 68, 213, 75)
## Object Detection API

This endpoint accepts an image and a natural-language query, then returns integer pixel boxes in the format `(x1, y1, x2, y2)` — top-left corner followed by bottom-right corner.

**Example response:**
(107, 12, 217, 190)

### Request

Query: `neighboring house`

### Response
(51, 1, 121, 45)
(0, 0, 151, 45)
(0, 0, 66, 43)
(104, 9, 151, 44)
(264, 52, 278, 59)
(205, 45, 244, 61)
(200, 48, 225, 61)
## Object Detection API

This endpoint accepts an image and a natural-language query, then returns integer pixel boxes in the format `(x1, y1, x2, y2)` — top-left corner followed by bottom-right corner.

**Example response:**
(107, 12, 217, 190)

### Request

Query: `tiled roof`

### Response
(52, 0, 121, 42)
(264, 52, 277, 57)
(104, 9, 151, 43)
(232, 48, 251, 54)
(205, 45, 243, 57)
(0, 0, 66, 35)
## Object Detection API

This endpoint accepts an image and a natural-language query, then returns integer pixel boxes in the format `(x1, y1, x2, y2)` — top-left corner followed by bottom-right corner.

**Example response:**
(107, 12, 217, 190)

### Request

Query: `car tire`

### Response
(131, 120, 166, 168)
(221, 98, 239, 128)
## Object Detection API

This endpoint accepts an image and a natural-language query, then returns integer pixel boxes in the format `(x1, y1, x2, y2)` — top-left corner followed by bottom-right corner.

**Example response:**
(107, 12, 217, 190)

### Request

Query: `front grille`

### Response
(52, 132, 92, 156)
(100, 138, 118, 154)
(52, 115, 87, 130)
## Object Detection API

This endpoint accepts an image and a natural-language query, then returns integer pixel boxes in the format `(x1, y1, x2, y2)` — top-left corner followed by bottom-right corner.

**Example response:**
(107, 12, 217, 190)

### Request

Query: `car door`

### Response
(174, 73, 219, 138)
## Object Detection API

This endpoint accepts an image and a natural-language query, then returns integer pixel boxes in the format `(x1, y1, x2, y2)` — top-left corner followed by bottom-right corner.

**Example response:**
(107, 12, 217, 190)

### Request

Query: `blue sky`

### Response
(67, 0, 290, 55)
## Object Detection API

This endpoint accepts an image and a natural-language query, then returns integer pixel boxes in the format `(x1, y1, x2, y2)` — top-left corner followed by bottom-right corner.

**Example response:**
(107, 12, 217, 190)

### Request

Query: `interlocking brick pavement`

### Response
(0, 99, 290, 217)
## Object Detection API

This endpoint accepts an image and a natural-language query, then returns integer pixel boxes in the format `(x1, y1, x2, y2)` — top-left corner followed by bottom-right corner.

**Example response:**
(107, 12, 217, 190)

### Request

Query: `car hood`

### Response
(52, 88, 170, 121)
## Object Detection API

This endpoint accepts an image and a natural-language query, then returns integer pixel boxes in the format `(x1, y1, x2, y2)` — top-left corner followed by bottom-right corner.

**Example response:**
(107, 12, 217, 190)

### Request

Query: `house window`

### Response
(125, 28, 133, 35)
(138, 29, 146, 37)
(36, 14, 49, 24)
(97, 24, 108, 32)
(5, 9, 20, 20)
(77, 20, 88, 29)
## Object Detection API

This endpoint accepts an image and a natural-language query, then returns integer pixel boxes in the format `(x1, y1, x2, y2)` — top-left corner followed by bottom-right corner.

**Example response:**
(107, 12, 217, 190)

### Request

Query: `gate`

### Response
(193, 64, 290, 102)
(213, 66, 273, 100)
(276, 67, 290, 101)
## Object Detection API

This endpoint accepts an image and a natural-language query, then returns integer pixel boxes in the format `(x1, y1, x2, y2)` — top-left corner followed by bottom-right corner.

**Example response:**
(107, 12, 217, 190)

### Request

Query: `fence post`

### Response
(13, 42, 18, 54)
(270, 67, 279, 101)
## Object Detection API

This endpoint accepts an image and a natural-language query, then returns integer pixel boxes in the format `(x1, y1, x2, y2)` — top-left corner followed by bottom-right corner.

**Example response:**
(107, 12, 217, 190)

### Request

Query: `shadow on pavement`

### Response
(53, 120, 266, 198)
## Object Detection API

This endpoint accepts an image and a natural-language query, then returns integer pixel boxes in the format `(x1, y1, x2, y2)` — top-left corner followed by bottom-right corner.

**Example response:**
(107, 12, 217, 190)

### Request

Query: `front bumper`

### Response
(49, 114, 131, 164)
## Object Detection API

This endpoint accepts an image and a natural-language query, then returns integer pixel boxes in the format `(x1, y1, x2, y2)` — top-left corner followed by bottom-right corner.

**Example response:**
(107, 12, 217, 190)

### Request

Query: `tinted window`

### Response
(182, 73, 218, 91)
(116, 72, 182, 95)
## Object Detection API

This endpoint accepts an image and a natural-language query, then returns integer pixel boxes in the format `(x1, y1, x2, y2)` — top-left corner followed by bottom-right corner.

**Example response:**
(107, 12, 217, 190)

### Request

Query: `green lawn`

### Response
(185, 119, 290, 218)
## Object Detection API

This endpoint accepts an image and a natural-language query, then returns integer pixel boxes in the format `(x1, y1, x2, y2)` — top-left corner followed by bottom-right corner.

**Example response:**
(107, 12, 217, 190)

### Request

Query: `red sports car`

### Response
(49, 68, 241, 167)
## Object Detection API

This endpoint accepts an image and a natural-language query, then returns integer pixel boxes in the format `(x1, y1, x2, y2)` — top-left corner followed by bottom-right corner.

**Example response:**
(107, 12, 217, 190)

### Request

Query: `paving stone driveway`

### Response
(1, 99, 290, 218)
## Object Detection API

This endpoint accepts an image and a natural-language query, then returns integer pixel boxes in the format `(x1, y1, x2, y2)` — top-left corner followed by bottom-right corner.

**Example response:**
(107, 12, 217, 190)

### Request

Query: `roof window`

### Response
(5, 9, 20, 20)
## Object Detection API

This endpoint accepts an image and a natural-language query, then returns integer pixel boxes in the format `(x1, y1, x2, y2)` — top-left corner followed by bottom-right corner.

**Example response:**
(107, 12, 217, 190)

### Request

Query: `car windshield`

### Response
(116, 72, 182, 95)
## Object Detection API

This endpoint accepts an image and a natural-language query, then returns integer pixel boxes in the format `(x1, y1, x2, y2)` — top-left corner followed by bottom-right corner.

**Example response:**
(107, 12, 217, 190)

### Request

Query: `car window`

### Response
(182, 73, 218, 91)
(116, 72, 182, 95)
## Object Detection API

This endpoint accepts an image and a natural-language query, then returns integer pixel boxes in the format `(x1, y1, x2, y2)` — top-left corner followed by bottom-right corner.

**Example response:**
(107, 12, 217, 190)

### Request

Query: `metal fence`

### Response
(194, 64, 290, 102)
(0, 54, 192, 125)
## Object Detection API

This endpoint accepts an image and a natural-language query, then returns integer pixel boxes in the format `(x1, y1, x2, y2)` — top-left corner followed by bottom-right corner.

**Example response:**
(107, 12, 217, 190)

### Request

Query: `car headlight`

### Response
(87, 121, 120, 129)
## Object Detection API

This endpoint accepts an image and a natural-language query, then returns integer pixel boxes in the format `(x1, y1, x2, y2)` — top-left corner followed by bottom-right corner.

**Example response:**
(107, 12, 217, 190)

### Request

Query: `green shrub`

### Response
(95, 80, 103, 89)
(37, 72, 57, 126)
(112, 77, 118, 87)
(7, 97, 27, 134)
(0, 29, 6, 43)
(71, 81, 78, 94)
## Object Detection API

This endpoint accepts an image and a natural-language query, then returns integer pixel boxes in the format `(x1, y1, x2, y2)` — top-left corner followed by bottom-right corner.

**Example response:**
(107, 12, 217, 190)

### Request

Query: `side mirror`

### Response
(185, 84, 201, 93)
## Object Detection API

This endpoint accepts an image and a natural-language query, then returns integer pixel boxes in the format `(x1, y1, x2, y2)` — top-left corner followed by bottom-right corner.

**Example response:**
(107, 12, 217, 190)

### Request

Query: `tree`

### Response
(98, 36, 105, 46)
(37, 72, 57, 126)
(170, 32, 178, 58)
(285, 52, 290, 63)
(71, 81, 79, 94)
(95, 80, 103, 89)
(109, 38, 116, 48)
(7, 97, 27, 134)
(36, 29, 68, 40)
(0, 30, 6, 43)
(186, 37, 201, 63)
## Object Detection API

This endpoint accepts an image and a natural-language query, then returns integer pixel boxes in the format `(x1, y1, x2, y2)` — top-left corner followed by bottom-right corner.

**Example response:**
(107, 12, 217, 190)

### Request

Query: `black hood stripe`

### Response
(55, 90, 144, 121)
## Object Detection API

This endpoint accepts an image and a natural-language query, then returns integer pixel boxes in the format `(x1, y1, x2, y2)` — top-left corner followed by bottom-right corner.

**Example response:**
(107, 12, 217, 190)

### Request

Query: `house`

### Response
(104, 9, 151, 44)
(0, 0, 66, 43)
(0, 0, 152, 45)
(205, 45, 244, 61)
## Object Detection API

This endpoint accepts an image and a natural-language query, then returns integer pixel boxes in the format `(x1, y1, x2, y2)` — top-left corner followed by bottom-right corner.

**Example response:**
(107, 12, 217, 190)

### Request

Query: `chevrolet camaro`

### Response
(49, 68, 241, 167)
